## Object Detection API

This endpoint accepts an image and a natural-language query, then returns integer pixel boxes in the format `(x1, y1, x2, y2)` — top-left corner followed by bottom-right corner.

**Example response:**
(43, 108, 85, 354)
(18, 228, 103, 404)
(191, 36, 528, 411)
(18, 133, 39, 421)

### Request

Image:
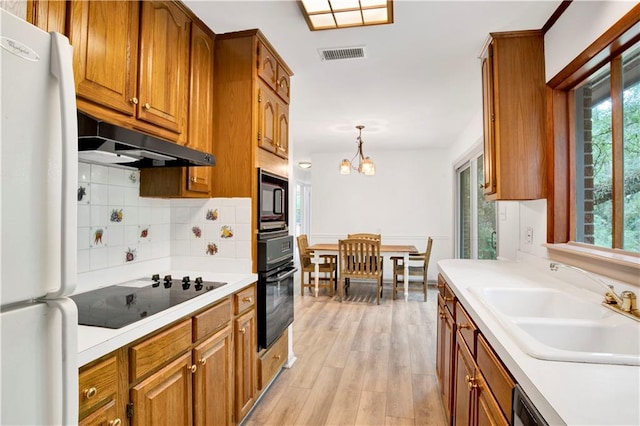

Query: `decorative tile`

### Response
(220, 225, 234, 239)
(205, 209, 219, 221)
(128, 171, 139, 185)
(110, 209, 123, 223)
(92, 228, 105, 246)
(77, 184, 89, 203)
(125, 247, 137, 262)
(139, 226, 150, 240)
(192, 226, 202, 238)
(206, 242, 218, 256)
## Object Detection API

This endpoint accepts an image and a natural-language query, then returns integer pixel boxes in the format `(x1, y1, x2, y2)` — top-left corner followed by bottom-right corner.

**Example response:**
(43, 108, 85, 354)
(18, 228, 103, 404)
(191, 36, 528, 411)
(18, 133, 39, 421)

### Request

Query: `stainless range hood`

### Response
(77, 111, 215, 168)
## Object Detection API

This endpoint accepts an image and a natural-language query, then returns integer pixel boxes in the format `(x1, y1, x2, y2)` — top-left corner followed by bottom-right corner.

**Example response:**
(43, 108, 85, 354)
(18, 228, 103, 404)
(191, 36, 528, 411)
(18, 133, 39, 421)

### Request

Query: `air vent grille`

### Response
(318, 46, 366, 61)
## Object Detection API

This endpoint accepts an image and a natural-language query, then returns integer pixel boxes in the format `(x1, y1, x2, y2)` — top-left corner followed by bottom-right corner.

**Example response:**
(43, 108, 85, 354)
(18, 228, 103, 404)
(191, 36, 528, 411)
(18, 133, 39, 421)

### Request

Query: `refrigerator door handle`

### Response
(43, 298, 79, 425)
(47, 32, 77, 299)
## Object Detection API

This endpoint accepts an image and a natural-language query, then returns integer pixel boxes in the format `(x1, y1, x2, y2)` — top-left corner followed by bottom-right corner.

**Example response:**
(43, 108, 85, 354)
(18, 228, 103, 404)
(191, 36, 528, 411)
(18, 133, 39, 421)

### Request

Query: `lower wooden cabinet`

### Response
(436, 274, 515, 426)
(130, 351, 194, 426)
(193, 325, 233, 426)
(234, 306, 257, 421)
(258, 330, 288, 390)
(78, 283, 260, 426)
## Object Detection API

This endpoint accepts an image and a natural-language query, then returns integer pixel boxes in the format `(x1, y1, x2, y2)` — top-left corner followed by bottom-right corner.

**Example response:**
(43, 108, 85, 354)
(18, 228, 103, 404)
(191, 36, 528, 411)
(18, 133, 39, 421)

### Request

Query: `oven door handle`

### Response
(265, 267, 297, 283)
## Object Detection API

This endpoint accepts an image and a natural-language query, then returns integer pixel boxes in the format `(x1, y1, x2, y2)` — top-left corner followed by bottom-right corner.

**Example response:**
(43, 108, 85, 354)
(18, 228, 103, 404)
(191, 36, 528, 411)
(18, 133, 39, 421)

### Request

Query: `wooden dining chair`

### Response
(338, 238, 384, 304)
(346, 233, 384, 277)
(391, 237, 433, 301)
(297, 234, 337, 296)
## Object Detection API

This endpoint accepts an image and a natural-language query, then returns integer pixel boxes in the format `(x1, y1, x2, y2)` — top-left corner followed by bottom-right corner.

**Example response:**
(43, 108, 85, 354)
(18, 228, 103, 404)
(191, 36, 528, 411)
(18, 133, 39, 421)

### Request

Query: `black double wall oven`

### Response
(257, 169, 295, 351)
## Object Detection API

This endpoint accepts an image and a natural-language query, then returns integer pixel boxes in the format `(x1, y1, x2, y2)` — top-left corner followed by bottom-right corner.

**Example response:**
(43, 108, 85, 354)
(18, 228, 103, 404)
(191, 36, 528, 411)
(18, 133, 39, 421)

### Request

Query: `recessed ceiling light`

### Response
(298, 0, 394, 31)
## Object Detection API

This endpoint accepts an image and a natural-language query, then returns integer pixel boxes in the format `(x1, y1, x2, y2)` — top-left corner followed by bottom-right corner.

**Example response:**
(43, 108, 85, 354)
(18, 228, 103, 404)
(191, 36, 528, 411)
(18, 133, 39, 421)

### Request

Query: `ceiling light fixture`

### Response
(298, 161, 312, 169)
(298, 0, 394, 31)
(340, 125, 375, 176)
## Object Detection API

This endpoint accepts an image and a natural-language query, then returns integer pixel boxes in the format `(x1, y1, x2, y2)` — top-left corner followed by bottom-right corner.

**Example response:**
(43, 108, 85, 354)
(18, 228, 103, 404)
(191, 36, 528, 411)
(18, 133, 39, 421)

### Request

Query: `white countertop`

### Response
(438, 259, 640, 426)
(76, 271, 257, 367)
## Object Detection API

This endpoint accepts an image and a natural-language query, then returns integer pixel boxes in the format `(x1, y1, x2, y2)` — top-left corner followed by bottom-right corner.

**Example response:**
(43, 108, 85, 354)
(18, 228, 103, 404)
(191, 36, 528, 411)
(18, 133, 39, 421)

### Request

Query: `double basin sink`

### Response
(469, 286, 640, 366)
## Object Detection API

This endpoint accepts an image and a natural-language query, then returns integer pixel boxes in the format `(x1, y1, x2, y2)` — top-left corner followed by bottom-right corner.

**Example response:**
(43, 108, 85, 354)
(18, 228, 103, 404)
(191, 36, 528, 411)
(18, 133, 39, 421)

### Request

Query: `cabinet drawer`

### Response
(437, 275, 455, 315)
(193, 297, 231, 341)
(130, 319, 192, 380)
(477, 334, 516, 422)
(258, 330, 288, 390)
(79, 356, 117, 415)
(455, 301, 478, 356)
(234, 285, 256, 315)
(79, 398, 118, 426)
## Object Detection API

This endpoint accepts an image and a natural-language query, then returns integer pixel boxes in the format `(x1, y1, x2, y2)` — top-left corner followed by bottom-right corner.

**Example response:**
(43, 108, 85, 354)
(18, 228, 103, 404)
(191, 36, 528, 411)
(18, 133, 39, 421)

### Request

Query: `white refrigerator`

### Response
(0, 8, 78, 425)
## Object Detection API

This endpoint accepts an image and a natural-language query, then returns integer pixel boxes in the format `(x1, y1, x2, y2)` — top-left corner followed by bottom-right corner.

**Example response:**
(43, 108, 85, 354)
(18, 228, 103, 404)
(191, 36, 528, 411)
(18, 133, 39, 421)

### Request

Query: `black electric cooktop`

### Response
(70, 275, 227, 329)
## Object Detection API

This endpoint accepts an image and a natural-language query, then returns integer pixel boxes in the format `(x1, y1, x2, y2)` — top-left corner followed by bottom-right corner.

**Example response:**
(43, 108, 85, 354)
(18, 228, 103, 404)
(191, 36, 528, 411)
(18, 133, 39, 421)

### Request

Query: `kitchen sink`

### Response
(469, 286, 640, 366)
(470, 287, 612, 320)
(510, 319, 640, 365)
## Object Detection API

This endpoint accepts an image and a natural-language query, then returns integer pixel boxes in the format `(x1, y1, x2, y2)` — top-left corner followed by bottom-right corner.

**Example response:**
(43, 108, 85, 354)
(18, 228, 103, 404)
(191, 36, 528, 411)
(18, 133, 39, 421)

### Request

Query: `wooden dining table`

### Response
(307, 243, 419, 301)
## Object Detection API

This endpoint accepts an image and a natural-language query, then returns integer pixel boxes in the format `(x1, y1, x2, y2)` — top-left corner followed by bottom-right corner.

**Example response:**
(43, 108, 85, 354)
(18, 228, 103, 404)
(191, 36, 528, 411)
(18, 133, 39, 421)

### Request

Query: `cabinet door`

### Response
(28, 0, 66, 33)
(257, 83, 277, 153)
(275, 64, 291, 103)
(436, 294, 456, 423)
(481, 44, 496, 197)
(275, 101, 289, 159)
(69, 0, 139, 116)
(194, 325, 233, 426)
(234, 308, 257, 422)
(454, 333, 476, 426)
(476, 373, 509, 426)
(257, 40, 277, 90)
(130, 352, 193, 426)
(138, 0, 191, 137)
(186, 22, 214, 194)
(79, 399, 119, 426)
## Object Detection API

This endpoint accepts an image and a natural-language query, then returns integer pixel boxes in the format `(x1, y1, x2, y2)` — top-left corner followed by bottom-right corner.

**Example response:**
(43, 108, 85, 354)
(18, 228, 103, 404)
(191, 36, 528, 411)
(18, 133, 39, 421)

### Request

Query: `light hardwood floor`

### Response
(244, 277, 447, 426)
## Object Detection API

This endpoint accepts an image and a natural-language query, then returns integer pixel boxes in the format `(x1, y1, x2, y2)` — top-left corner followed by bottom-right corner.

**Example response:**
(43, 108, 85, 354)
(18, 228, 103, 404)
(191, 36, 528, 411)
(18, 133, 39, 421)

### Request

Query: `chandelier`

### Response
(339, 125, 375, 176)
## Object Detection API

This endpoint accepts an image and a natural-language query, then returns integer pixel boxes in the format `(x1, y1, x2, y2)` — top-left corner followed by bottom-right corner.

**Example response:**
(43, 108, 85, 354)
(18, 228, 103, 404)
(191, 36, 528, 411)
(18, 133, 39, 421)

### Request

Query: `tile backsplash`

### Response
(77, 163, 251, 273)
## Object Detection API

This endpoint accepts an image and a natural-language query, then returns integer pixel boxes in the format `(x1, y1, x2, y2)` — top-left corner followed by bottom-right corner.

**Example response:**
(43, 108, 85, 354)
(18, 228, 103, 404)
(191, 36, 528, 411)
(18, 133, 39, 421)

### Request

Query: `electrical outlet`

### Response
(526, 227, 533, 244)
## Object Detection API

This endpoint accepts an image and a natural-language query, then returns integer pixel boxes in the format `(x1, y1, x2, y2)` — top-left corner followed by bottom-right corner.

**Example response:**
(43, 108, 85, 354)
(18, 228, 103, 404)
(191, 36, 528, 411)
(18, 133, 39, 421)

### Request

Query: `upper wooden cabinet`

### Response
(68, 0, 140, 117)
(27, 0, 66, 33)
(213, 30, 293, 270)
(480, 30, 546, 201)
(68, 0, 191, 144)
(137, 0, 191, 138)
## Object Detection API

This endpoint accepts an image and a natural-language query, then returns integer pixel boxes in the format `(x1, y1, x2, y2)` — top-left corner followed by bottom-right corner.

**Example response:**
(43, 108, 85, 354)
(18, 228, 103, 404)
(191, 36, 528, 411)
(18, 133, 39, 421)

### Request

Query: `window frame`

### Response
(546, 4, 640, 283)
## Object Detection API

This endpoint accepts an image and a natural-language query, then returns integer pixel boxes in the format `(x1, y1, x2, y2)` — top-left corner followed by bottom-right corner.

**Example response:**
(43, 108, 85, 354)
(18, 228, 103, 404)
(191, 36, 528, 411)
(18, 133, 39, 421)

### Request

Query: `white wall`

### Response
(309, 148, 451, 282)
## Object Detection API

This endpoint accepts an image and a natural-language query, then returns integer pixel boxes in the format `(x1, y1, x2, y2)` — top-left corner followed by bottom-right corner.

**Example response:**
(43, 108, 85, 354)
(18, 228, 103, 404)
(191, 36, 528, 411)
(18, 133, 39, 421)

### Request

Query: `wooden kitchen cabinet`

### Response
(193, 325, 234, 426)
(130, 351, 194, 426)
(258, 329, 288, 390)
(234, 284, 257, 422)
(78, 349, 127, 426)
(436, 275, 456, 423)
(68, 0, 140, 117)
(437, 274, 515, 426)
(139, 18, 215, 198)
(213, 30, 293, 270)
(27, 0, 66, 33)
(480, 30, 546, 201)
(67, 0, 191, 145)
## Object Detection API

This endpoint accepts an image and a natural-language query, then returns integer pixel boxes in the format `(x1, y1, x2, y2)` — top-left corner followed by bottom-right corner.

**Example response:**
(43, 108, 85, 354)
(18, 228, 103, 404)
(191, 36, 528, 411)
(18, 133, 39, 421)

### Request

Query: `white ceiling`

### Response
(185, 0, 562, 165)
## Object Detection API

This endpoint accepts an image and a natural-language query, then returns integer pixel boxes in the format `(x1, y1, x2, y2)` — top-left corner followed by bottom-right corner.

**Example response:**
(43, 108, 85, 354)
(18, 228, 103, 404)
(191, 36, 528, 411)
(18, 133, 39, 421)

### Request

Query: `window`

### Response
(457, 153, 496, 260)
(572, 41, 640, 252)
(547, 7, 639, 283)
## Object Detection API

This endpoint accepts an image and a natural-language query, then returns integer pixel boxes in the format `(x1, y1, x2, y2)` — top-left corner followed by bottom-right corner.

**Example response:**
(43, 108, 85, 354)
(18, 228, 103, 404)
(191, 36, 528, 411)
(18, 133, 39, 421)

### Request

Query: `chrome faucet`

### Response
(549, 262, 639, 321)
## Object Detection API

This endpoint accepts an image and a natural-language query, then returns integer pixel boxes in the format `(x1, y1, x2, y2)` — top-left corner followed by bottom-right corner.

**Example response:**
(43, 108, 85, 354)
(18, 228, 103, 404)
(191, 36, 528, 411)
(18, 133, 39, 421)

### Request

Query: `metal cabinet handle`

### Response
(143, 103, 151, 111)
(242, 297, 252, 303)
(458, 324, 471, 330)
(83, 387, 97, 399)
(189, 364, 197, 373)
(444, 296, 454, 302)
(239, 327, 246, 334)
(129, 97, 138, 105)
(199, 358, 207, 366)
(109, 419, 122, 426)
(465, 374, 477, 391)
(436, 283, 445, 289)
(273, 354, 281, 360)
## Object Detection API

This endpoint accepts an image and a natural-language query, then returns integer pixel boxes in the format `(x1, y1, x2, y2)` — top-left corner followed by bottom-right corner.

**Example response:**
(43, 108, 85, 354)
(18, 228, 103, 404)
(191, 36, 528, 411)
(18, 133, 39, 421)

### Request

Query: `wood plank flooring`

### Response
(244, 278, 447, 426)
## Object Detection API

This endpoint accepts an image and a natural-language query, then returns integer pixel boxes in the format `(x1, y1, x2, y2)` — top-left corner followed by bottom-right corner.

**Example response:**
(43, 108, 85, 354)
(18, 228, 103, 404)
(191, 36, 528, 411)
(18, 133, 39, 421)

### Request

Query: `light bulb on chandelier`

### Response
(339, 125, 375, 176)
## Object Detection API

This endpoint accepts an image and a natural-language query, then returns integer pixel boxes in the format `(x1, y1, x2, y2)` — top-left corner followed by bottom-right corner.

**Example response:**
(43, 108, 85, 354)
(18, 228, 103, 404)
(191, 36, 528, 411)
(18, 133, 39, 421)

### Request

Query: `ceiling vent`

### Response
(318, 46, 366, 61)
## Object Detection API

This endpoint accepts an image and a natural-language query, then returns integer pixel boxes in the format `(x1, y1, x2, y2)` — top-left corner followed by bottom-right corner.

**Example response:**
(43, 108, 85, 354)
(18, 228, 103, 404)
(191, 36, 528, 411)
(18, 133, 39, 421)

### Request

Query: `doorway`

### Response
(457, 153, 497, 259)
